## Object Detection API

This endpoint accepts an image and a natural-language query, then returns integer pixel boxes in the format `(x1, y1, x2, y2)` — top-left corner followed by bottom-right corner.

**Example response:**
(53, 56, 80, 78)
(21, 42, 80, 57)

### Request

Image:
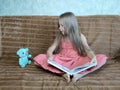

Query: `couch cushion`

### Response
(0, 16, 120, 90)
(0, 57, 120, 90)
(78, 16, 120, 58)
(1, 16, 120, 58)
(1, 16, 58, 58)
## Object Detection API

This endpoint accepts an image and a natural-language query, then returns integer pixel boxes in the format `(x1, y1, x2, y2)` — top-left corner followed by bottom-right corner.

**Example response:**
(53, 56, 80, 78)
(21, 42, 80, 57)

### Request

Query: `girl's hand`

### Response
(90, 56, 97, 65)
(48, 56, 53, 61)
(47, 56, 53, 65)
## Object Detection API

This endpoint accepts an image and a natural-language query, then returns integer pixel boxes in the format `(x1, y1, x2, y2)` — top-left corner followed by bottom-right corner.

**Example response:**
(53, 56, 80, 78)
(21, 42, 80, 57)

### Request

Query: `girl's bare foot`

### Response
(63, 74, 70, 83)
(72, 74, 83, 83)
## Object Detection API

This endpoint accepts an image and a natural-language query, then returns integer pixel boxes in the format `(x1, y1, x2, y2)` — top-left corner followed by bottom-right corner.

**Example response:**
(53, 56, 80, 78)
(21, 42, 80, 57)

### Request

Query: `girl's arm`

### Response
(81, 34, 97, 64)
(47, 39, 59, 58)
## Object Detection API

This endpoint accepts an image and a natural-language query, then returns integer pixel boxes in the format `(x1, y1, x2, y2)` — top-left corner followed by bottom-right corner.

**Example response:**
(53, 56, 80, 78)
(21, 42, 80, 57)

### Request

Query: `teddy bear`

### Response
(16, 48, 32, 68)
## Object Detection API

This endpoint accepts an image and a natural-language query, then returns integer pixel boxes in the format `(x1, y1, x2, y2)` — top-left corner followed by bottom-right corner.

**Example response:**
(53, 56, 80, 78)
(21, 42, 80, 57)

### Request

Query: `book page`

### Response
(48, 59, 97, 75)
(71, 62, 97, 75)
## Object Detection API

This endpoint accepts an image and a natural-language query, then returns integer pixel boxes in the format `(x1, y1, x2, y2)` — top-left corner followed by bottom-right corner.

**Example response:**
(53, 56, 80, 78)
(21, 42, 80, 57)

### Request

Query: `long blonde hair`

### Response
(55, 12, 87, 56)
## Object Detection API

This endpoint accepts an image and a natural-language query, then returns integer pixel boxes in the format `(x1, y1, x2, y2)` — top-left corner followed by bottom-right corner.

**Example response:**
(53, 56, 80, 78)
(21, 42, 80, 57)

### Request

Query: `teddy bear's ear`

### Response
(16, 50, 20, 55)
(26, 48, 29, 51)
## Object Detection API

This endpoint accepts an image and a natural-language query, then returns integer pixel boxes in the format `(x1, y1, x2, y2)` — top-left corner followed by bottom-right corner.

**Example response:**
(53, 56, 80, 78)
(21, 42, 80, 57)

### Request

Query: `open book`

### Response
(48, 59, 97, 75)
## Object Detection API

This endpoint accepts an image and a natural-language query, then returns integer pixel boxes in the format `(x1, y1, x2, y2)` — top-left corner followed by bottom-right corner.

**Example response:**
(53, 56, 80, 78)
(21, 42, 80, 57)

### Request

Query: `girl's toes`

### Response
(63, 74, 70, 83)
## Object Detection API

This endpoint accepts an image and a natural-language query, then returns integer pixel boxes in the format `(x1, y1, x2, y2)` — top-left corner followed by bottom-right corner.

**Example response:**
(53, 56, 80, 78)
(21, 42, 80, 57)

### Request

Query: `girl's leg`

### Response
(72, 59, 107, 83)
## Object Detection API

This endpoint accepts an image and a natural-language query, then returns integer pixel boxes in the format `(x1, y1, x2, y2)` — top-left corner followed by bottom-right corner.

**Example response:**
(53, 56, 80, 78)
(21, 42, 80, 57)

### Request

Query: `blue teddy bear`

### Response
(16, 48, 32, 68)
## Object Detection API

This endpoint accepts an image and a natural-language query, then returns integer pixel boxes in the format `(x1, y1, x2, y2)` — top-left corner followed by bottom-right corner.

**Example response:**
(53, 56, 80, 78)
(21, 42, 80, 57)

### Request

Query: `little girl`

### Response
(33, 12, 108, 83)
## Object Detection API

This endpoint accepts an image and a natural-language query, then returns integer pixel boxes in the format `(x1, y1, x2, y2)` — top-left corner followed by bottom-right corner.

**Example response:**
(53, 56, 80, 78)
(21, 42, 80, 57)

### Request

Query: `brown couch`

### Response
(0, 16, 120, 90)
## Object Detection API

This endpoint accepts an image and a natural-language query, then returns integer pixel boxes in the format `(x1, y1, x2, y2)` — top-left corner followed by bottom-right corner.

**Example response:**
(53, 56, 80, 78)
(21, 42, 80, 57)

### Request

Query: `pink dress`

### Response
(33, 39, 108, 74)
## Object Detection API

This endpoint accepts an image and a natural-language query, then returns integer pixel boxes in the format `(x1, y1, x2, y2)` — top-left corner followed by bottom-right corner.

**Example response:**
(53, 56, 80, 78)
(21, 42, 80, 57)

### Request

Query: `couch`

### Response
(0, 16, 120, 90)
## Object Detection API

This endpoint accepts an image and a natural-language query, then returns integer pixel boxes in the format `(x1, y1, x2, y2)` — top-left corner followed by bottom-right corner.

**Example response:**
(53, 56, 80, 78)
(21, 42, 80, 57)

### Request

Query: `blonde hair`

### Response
(55, 12, 87, 56)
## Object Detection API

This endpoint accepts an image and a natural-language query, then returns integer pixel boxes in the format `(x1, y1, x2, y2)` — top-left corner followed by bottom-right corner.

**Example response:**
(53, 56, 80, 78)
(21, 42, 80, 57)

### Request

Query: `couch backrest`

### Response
(0, 16, 120, 58)
(0, 17, 2, 57)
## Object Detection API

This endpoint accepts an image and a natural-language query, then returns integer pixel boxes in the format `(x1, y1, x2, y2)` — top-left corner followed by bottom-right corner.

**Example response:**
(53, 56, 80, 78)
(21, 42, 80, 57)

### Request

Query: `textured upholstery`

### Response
(1, 16, 120, 58)
(0, 16, 120, 90)
(0, 17, 2, 57)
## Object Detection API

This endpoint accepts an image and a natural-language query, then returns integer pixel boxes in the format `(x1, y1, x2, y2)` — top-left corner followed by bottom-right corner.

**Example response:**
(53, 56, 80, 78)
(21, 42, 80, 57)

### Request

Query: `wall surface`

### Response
(0, 0, 120, 16)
